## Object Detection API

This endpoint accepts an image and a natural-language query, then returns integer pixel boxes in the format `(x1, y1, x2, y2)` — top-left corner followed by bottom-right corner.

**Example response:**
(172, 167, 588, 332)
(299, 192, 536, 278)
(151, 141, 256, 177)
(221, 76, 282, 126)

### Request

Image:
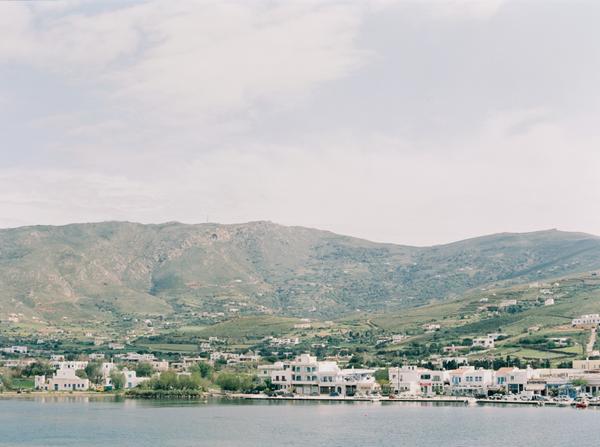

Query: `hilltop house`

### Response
(1, 346, 28, 354)
(472, 335, 495, 349)
(572, 314, 600, 328)
(499, 300, 518, 308)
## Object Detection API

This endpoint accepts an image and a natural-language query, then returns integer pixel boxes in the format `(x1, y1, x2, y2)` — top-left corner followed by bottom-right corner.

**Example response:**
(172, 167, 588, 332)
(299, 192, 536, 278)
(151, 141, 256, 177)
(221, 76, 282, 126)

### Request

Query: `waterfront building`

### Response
(36, 365, 89, 391)
(448, 366, 494, 396)
(101, 362, 116, 378)
(257, 361, 286, 380)
(266, 354, 380, 397)
(388, 365, 445, 396)
(122, 368, 149, 389)
(494, 367, 532, 394)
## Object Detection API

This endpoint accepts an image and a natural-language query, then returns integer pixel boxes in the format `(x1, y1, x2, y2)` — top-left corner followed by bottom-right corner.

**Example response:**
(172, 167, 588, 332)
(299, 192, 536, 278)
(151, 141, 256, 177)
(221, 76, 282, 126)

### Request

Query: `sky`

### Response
(1, 0, 599, 246)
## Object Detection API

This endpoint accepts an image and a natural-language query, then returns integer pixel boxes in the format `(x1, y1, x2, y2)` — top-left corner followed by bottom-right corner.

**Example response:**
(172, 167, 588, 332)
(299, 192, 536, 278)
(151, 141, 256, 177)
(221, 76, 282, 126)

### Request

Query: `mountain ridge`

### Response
(1, 221, 600, 325)
(2, 220, 597, 247)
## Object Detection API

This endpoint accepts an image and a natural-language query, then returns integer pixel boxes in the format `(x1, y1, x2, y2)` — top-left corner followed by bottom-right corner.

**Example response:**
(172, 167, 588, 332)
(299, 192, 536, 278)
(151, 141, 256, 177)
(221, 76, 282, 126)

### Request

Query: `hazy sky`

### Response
(1, 0, 599, 245)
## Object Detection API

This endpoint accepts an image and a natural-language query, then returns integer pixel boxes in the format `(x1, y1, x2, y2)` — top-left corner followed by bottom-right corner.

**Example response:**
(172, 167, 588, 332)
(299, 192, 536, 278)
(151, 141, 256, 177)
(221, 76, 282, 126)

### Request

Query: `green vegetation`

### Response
(215, 372, 255, 392)
(85, 362, 103, 385)
(134, 362, 155, 377)
(110, 371, 125, 390)
(2, 223, 600, 369)
(126, 370, 208, 398)
(21, 362, 54, 378)
(189, 316, 298, 339)
(1, 222, 600, 329)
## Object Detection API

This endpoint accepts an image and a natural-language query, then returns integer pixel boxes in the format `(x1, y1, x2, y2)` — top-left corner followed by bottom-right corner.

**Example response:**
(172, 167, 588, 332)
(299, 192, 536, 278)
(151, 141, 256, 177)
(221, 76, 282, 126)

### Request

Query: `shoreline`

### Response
(0, 391, 121, 399)
(1, 391, 597, 408)
(231, 394, 600, 408)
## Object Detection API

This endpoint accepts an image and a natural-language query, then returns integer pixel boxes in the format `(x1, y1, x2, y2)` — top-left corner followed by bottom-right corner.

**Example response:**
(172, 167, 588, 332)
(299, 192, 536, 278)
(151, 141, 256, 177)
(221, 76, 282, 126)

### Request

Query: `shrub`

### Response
(215, 372, 253, 392)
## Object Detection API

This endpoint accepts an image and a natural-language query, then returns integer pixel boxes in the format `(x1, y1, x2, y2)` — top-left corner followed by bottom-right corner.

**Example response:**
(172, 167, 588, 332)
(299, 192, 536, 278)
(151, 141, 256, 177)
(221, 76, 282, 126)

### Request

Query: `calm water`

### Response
(1, 398, 599, 446)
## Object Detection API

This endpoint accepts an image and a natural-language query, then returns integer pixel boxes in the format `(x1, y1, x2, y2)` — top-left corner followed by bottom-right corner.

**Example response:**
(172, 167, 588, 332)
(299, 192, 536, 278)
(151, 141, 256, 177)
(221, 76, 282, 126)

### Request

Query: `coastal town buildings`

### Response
(261, 354, 380, 397)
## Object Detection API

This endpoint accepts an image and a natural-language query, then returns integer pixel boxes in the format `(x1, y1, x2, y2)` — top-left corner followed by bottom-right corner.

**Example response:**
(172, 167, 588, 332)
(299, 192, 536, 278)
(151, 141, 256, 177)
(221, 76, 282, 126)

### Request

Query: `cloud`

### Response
(1, 1, 599, 245)
(427, 0, 506, 21)
(0, 1, 365, 119)
(2, 110, 599, 245)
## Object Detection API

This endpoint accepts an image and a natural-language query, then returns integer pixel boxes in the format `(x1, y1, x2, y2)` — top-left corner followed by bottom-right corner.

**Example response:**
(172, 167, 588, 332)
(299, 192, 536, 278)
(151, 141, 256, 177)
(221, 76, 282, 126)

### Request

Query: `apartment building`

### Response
(264, 354, 379, 397)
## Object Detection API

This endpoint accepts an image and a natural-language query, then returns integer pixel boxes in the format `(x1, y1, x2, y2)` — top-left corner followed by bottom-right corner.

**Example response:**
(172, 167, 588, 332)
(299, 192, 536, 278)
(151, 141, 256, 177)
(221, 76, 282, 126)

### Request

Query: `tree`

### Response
(0, 374, 12, 391)
(22, 362, 55, 377)
(216, 372, 253, 392)
(110, 371, 125, 390)
(152, 370, 178, 390)
(374, 368, 389, 383)
(135, 362, 155, 378)
(138, 370, 205, 392)
(348, 354, 364, 368)
(75, 369, 87, 379)
(177, 373, 202, 390)
(85, 362, 103, 385)
(189, 362, 213, 379)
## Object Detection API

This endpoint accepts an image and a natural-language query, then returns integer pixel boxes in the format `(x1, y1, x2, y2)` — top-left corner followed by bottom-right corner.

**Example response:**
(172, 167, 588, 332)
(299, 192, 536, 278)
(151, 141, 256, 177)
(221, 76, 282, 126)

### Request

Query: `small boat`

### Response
(576, 400, 589, 409)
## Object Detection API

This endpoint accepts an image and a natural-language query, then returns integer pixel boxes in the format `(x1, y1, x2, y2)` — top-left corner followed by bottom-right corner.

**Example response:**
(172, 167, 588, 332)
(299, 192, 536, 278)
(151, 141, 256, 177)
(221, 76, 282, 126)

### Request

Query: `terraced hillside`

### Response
(1, 221, 600, 327)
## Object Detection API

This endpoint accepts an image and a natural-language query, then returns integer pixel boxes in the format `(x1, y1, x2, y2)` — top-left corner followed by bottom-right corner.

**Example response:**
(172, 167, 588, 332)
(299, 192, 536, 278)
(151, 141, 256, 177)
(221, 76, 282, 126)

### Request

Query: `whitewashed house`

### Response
(572, 314, 600, 327)
(493, 367, 532, 394)
(51, 360, 88, 371)
(472, 335, 495, 349)
(36, 365, 89, 391)
(388, 365, 445, 396)
(266, 354, 379, 397)
(448, 366, 493, 395)
(257, 361, 286, 379)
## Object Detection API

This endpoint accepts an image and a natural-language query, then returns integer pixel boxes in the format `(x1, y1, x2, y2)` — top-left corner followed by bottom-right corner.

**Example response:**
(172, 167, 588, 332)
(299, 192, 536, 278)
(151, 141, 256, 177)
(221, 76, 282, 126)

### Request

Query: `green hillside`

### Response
(1, 221, 600, 329)
(124, 272, 600, 367)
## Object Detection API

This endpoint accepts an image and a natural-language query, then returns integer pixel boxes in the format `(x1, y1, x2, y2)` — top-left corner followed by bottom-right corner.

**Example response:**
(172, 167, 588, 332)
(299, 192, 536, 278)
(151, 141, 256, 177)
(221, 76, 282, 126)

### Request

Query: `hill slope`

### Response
(1, 221, 600, 324)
